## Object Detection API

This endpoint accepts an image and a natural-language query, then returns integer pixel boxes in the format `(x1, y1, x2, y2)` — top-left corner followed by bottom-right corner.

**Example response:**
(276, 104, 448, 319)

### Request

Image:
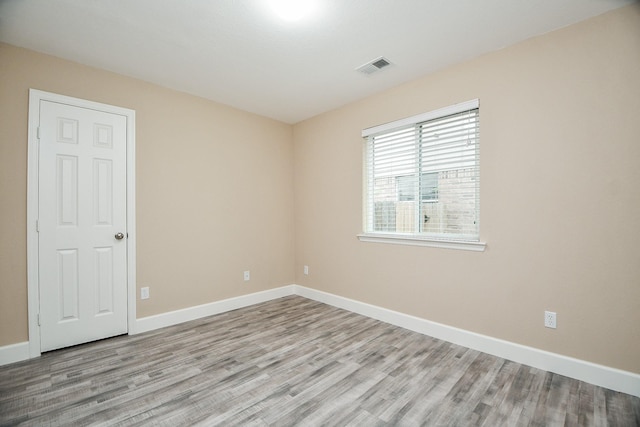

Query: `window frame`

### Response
(358, 99, 486, 252)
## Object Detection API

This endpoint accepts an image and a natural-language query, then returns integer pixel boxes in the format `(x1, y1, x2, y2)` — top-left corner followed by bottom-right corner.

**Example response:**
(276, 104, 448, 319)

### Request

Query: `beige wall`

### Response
(0, 43, 295, 346)
(293, 5, 640, 373)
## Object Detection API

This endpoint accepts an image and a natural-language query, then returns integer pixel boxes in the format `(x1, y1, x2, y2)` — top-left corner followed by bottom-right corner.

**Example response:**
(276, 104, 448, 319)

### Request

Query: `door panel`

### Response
(39, 100, 128, 352)
(57, 249, 79, 320)
(94, 246, 114, 314)
(94, 159, 113, 225)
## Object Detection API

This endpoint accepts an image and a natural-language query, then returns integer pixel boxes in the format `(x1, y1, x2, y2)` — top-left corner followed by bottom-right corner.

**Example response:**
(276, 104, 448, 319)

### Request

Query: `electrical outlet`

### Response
(544, 311, 556, 329)
(243, 270, 250, 281)
(141, 287, 150, 300)
(303, 265, 309, 275)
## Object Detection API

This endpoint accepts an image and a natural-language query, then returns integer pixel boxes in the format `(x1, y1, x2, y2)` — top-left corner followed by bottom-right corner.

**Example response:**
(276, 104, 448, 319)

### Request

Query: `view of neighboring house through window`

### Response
(396, 173, 438, 202)
(362, 100, 480, 241)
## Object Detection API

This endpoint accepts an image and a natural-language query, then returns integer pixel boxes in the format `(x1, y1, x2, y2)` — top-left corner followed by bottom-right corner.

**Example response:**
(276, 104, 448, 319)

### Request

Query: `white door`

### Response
(38, 100, 128, 352)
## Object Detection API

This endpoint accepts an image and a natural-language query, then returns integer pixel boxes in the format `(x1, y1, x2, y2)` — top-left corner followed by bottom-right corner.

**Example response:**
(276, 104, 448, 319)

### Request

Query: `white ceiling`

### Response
(0, 0, 633, 124)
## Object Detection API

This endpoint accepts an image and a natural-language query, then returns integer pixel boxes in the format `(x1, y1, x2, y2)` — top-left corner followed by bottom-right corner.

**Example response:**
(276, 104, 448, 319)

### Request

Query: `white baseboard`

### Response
(292, 285, 640, 398)
(3, 284, 638, 398)
(134, 285, 296, 334)
(0, 341, 30, 366)
(0, 286, 296, 367)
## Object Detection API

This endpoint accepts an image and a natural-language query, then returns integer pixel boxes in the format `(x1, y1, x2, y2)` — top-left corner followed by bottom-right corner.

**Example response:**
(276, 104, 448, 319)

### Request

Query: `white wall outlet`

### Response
(141, 287, 150, 300)
(243, 270, 250, 281)
(303, 265, 309, 275)
(544, 311, 557, 329)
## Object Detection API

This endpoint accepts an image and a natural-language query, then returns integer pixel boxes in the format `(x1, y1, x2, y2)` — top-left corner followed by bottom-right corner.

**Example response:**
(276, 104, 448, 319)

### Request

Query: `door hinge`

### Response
(37, 126, 40, 140)
(37, 314, 41, 326)
(36, 219, 39, 232)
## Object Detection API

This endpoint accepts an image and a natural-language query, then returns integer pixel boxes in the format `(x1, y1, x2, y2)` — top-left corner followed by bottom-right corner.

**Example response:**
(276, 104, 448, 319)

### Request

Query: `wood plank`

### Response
(0, 296, 638, 426)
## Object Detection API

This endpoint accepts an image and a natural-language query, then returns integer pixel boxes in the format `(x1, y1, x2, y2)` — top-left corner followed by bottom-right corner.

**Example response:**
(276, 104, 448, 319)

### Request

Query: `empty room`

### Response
(1, 0, 639, 425)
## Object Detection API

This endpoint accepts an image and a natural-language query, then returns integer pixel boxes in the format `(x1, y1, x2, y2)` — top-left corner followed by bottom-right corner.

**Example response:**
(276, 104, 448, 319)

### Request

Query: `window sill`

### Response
(357, 233, 486, 252)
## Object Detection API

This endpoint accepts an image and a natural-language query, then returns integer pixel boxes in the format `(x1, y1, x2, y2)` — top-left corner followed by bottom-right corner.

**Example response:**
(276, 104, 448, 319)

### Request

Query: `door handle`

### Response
(115, 232, 125, 240)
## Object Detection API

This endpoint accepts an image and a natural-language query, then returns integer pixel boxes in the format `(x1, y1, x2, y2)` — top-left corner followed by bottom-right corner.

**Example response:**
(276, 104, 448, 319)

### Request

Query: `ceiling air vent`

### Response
(356, 56, 392, 75)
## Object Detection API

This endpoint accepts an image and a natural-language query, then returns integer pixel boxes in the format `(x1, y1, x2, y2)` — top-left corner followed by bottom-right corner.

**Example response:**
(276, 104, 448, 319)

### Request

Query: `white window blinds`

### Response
(362, 100, 480, 241)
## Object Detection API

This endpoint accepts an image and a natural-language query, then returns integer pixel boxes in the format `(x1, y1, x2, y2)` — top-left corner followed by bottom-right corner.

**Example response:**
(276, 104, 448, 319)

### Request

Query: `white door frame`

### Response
(26, 89, 137, 358)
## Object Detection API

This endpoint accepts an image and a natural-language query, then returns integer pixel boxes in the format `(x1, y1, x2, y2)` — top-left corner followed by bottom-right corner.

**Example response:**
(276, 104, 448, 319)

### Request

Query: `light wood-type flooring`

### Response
(1, 296, 639, 426)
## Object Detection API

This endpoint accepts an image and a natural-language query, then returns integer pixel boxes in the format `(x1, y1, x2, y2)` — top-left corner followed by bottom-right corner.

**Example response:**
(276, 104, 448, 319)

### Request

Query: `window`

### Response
(397, 173, 438, 202)
(360, 100, 484, 251)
